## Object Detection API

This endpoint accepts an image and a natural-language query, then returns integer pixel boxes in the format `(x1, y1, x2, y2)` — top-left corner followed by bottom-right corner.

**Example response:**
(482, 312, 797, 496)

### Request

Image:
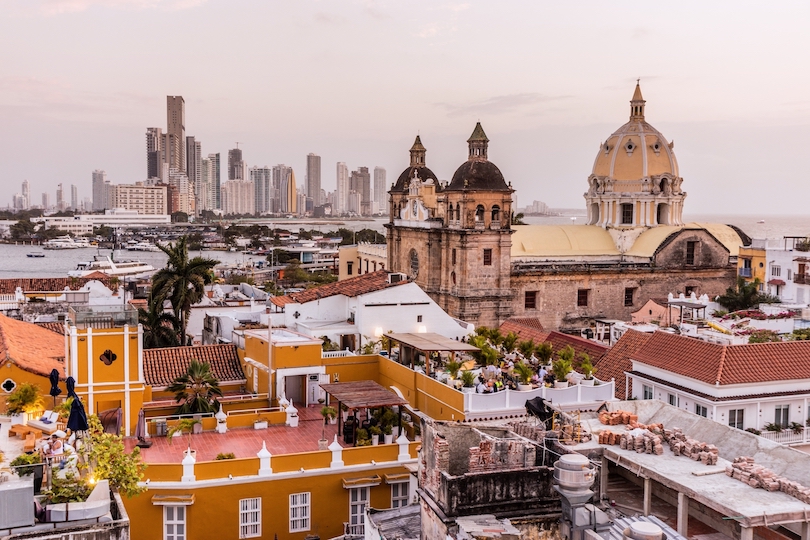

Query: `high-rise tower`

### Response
(373, 167, 386, 214)
(146, 127, 163, 179)
(228, 148, 243, 180)
(336, 162, 349, 214)
(209, 153, 221, 209)
(166, 96, 185, 172)
(21, 180, 30, 210)
(186, 136, 201, 212)
(306, 153, 321, 207)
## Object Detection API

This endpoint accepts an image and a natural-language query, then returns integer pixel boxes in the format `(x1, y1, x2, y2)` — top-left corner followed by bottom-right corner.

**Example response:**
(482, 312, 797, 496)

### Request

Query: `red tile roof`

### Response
(499, 318, 546, 343)
(593, 330, 653, 399)
(632, 331, 810, 385)
(0, 315, 65, 378)
(499, 318, 609, 362)
(270, 270, 408, 307)
(0, 276, 115, 294)
(34, 322, 66, 335)
(142, 344, 246, 387)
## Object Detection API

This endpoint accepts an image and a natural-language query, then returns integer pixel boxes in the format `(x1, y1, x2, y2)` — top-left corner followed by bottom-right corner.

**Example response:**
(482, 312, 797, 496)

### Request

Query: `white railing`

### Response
(759, 427, 809, 446)
(343, 523, 364, 537)
(462, 380, 615, 414)
(322, 349, 356, 358)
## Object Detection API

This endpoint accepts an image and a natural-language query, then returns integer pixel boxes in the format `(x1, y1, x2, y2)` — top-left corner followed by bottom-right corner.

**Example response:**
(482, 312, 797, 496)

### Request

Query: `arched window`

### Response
(475, 205, 485, 222)
(455, 203, 460, 221)
(491, 205, 500, 222)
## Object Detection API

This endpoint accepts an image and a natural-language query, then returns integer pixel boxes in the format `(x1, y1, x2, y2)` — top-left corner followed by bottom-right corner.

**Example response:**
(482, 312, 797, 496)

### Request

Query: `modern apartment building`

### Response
(21, 180, 30, 210)
(228, 147, 244, 180)
(146, 127, 163, 180)
(186, 136, 201, 209)
(220, 179, 255, 215)
(336, 162, 349, 214)
(70, 184, 78, 210)
(92, 170, 111, 211)
(111, 182, 167, 215)
(208, 153, 221, 209)
(166, 96, 185, 172)
(350, 166, 371, 216)
(373, 166, 386, 214)
(306, 153, 321, 207)
(250, 166, 272, 215)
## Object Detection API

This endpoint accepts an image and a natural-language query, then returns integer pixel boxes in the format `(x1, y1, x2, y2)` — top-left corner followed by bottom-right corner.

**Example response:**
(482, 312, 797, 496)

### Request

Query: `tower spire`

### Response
(630, 80, 645, 121)
(467, 122, 489, 160)
(409, 135, 426, 167)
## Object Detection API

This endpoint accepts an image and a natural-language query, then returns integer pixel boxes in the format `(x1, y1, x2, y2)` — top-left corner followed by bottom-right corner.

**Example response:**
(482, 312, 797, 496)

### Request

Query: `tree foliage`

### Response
(717, 277, 775, 312)
(167, 359, 223, 414)
(138, 300, 180, 349)
(748, 329, 782, 343)
(81, 415, 147, 498)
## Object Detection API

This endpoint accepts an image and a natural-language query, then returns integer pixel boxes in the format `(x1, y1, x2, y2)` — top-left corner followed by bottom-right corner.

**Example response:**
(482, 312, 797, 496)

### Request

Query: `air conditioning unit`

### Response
(388, 273, 407, 284)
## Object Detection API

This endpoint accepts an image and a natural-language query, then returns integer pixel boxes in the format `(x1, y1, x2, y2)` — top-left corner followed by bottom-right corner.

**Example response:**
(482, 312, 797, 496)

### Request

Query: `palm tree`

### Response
(152, 236, 220, 345)
(138, 300, 180, 349)
(167, 359, 223, 414)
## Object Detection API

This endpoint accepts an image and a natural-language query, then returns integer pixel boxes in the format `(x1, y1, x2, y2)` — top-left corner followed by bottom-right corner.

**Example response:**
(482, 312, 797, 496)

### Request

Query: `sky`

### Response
(1, 0, 809, 214)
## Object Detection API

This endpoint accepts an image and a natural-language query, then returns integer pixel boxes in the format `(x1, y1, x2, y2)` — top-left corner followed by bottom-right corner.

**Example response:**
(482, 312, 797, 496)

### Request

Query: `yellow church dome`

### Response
(591, 84, 679, 182)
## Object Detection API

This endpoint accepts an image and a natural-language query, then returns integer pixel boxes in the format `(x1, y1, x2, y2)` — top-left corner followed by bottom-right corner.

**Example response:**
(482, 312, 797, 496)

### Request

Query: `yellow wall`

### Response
(738, 246, 767, 286)
(376, 356, 465, 421)
(0, 365, 53, 415)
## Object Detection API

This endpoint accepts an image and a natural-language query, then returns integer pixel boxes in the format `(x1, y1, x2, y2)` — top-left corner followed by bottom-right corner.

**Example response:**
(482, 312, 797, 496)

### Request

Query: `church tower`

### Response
(386, 125, 514, 328)
(585, 83, 686, 251)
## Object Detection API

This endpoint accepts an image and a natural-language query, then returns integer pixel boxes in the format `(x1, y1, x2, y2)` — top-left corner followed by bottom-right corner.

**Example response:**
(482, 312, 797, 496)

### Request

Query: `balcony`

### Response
(68, 305, 138, 329)
(758, 426, 810, 446)
(795, 274, 810, 285)
(738, 268, 753, 278)
(462, 380, 615, 419)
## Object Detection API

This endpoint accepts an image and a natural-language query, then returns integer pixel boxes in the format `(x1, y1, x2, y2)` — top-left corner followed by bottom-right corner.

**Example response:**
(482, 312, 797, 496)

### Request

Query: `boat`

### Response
(43, 235, 89, 250)
(68, 255, 156, 278)
(26, 252, 45, 258)
(126, 241, 161, 252)
(757, 220, 765, 224)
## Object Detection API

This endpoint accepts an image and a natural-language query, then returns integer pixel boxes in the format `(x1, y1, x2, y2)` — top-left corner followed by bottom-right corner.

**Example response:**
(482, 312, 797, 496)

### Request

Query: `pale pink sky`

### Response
(1, 0, 809, 213)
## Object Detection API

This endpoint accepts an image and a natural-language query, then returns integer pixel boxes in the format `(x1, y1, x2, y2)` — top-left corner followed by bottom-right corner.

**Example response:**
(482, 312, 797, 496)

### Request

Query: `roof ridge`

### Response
(715, 344, 728, 384)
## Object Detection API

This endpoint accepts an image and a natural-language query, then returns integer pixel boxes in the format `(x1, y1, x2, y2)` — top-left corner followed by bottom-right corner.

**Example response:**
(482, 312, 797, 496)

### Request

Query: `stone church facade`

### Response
(386, 85, 746, 329)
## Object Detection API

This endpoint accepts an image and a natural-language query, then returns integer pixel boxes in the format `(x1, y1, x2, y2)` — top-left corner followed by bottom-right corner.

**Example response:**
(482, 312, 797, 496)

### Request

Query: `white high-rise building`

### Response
(21, 180, 30, 210)
(70, 185, 78, 210)
(306, 153, 321, 207)
(186, 137, 202, 213)
(336, 162, 349, 214)
(373, 167, 386, 214)
(42, 193, 50, 209)
(250, 166, 272, 215)
(92, 170, 108, 211)
(208, 153, 221, 209)
(200, 157, 213, 212)
(168, 168, 195, 215)
(220, 180, 255, 215)
(111, 182, 168, 215)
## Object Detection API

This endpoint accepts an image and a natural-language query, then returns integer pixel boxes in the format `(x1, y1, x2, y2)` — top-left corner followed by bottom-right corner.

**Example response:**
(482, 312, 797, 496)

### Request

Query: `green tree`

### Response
(10, 219, 37, 240)
(82, 415, 147, 497)
(167, 359, 223, 414)
(717, 277, 770, 311)
(511, 212, 527, 225)
(138, 300, 180, 349)
(171, 211, 189, 223)
(152, 236, 220, 344)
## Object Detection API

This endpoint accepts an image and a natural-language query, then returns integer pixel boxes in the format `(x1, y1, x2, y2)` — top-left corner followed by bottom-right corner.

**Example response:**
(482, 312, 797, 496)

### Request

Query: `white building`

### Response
(220, 179, 255, 215)
(269, 270, 473, 350)
(111, 182, 167, 215)
(36, 209, 170, 234)
(336, 162, 348, 214)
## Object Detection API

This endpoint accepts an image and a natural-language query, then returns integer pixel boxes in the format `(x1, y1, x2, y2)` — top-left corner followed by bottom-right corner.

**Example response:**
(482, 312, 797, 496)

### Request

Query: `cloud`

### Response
(435, 93, 572, 118)
(35, 0, 206, 16)
(361, 0, 387, 20)
(313, 11, 346, 25)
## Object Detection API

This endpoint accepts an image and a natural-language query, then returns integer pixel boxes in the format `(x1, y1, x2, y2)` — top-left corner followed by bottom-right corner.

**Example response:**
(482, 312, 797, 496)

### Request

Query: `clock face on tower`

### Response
(409, 248, 419, 279)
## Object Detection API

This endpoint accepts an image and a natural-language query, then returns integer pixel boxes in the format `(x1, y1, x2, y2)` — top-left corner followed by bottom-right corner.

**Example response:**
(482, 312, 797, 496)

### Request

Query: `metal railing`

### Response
(738, 268, 753, 278)
(322, 349, 356, 358)
(759, 427, 809, 446)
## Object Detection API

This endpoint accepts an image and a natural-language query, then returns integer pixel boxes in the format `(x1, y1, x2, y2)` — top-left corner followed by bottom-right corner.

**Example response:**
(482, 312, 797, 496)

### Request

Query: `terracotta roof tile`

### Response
(631, 331, 810, 386)
(593, 330, 653, 399)
(142, 344, 246, 387)
(0, 276, 115, 294)
(499, 318, 609, 363)
(34, 322, 66, 335)
(271, 271, 407, 307)
(0, 315, 65, 378)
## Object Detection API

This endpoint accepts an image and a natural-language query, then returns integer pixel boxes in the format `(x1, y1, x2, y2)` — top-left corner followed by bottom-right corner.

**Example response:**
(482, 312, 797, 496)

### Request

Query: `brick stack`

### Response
(663, 428, 719, 465)
(618, 430, 665, 455)
(599, 410, 638, 425)
(726, 457, 810, 502)
(598, 430, 621, 445)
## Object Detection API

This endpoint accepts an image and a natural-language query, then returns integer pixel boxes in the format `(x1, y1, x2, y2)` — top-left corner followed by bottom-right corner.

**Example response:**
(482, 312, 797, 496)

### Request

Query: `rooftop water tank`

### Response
(624, 522, 664, 540)
(554, 453, 596, 492)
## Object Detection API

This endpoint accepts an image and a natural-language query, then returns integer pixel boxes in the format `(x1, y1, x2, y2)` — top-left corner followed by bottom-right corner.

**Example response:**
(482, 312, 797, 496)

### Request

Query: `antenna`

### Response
(235, 142, 240, 149)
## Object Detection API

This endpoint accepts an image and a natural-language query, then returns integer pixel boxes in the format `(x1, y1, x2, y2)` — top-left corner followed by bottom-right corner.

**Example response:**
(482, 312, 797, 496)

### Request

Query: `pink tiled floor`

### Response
(124, 405, 350, 463)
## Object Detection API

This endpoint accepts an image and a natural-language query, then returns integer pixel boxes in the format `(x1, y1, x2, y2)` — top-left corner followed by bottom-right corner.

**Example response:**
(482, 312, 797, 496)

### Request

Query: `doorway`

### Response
(285, 375, 304, 405)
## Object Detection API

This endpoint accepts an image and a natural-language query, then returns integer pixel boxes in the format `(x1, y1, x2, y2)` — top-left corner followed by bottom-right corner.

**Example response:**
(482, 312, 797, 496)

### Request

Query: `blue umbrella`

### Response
(65, 377, 89, 433)
(48, 369, 62, 407)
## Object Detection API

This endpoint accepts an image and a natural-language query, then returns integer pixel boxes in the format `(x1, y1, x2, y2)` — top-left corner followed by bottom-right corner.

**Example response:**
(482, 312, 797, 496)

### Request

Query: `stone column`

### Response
(677, 492, 688, 537)
(740, 526, 754, 540)
(600, 457, 609, 500)
(643, 477, 652, 515)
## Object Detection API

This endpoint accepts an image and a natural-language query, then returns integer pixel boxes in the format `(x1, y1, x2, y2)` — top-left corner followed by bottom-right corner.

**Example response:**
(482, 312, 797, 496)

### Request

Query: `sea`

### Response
(1, 213, 808, 279)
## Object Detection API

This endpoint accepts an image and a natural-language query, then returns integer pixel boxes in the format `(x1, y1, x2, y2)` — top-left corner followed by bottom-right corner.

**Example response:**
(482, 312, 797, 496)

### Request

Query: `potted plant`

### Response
(340, 403, 349, 422)
(319, 406, 337, 449)
(552, 346, 574, 388)
(356, 428, 371, 446)
(512, 361, 534, 391)
(167, 418, 201, 458)
(382, 423, 394, 444)
(216, 452, 236, 460)
(535, 342, 553, 367)
(460, 370, 476, 393)
(369, 425, 382, 445)
(11, 453, 44, 493)
(445, 360, 462, 381)
(579, 353, 596, 386)
(254, 414, 269, 430)
(6, 383, 45, 424)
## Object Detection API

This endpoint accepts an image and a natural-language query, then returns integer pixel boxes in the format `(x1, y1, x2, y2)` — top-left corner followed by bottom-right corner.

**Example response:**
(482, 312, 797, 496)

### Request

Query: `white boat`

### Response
(43, 235, 90, 250)
(68, 256, 156, 278)
(26, 252, 45, 258)
(126, 241, 161, 252)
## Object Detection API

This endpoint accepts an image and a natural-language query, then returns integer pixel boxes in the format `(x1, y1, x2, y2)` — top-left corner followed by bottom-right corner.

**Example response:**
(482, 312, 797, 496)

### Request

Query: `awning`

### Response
(383, 332, 479, 352)
(342, 475, 382, 489)
(152, 494, 195, 506)
(320, 380, 408, 410)
(768, 279, 786, 286)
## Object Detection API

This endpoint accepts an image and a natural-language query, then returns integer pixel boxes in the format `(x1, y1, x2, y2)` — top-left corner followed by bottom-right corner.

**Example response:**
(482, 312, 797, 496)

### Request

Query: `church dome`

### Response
(445, 123, 511, 192)
(591, 84, 679, 182)
(392, 135, 440, 192)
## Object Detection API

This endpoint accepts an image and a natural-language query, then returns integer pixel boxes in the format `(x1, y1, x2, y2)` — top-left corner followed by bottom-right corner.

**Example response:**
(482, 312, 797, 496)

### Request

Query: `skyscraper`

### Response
(21, 180, 30, 210)
(228, 148, 243, 180)
(373, 167, 386, 214)
(92, 170, 107, 211)
(273, 165, 297, 214)
(209, 153, 221, 209)
(336, 162, 349, 214)
(350, 167, 371, 216)
(70, 185, 78, 210)
(250, 166, 272, 215)
(56, 184, 66, 211)
(42, 193, 50, 209)
(146, 128, 163, 179)
(186, 136, 201, 213)
(166, 96, 185, 172)
(200, 157, 212, 212)
(306, 153, 321, 207)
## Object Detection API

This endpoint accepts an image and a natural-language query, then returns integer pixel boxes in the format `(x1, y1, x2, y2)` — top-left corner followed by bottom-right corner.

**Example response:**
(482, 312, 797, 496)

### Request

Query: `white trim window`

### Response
(164, 505, 186, 540)
(729, 409, 744, 430)
(391, 482, 409, 509)
(349, 486, 370, 534)
(239, 498, 261, 539)
(289, 492, 311, 533)
(695, 404, 707, 418)
(642, 385, 653, 400)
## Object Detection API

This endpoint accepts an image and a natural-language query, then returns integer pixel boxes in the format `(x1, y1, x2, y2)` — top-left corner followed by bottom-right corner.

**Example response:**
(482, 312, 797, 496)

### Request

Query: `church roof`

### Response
(410, 135, 426, 152)
(467, 122, 489, 142)
(445, 160, 510, 192)
(392, 166, 439, 192)
(511, 225, 620, 258)
(624, 223, 743, 258)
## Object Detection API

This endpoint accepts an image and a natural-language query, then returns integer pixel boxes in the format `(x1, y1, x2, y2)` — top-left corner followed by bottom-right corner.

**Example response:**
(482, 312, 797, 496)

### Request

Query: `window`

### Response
(475, 205, 485, 222)
(164, 505, 186, 540)
(686, 241, 697, 265)
(684, 285, 697, 296)
(577, 289, 589, 307)
(642, 385, 653, 400)
(391, 482, 409, 509)
(347, 262, 353, 275)
(452, 248, 456, 265)
(365, 259, 369, 273)
(728, 409, 744, 430)
(491, 205, 500, 222)
(349, 487, 369, 535)
(417, 315, 422, 322)
(775, 405, 790, 428)
(772, 265, 781, 277)
(788, 269, 792, 281)
(525, 291, 537, 309)
(668, 394, 679, 407)
(483, 249, 492, 266)
(695, 404, 707, 417)
(624, 287, 635, 307)
(239, 498, 261, 538)
(621, 204, 633, 225)
(289, 492, 310, 533)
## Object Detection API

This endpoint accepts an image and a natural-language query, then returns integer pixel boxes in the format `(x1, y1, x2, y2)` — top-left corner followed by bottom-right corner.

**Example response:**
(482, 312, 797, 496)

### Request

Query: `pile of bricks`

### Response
(597, 430, 620, 445)
(509, 422, 547, 444)
(599, 410, 638, 425)
(726, 457, 810, 502)
(619, 430, 665, 455)
(663, 428, 719, 465)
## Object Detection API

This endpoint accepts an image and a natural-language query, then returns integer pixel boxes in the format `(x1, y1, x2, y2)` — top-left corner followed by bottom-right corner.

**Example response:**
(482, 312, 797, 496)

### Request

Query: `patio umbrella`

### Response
(65, 377, 89, 433)
(48, 369, 62, 407)
(134, 408, 152, 448)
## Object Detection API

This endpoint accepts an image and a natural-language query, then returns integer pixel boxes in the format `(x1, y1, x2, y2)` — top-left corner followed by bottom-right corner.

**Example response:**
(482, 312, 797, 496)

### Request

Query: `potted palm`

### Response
(445, 360, 462, 383)
(319, 406, 337, 450)
(356, 428, 371, 446)
(167, 418, 201, 458)
(382, 423, 394, 444)
(552, 346, 574, 388)
(579, 353, 596, 386)
(535, 342, 553, 368)
(6, 383, 45, 425)
(369, 425, 382, 446)
(512, 361, 534, 391)
(460, 370, 476, 393)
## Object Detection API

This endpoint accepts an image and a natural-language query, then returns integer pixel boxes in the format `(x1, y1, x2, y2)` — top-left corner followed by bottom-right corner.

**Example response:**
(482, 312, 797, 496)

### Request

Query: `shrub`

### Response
(11, 453, 42, 476)
(41, 474, 92, 504)
(745, 427, 762, 436)
(512, 362, 534, 385)
(216, 453, 236, 460)
(460, 370, 476, 388)
(6, 383, 44, 415)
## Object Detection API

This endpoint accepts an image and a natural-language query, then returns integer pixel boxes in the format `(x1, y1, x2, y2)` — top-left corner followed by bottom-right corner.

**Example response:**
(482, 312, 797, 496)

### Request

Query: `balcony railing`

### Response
(738, 268, 753, 278)
(759, 427, 809, 446)
(343, 522, 364, 538)
(795, 274, 810, 285)
(462, 380, 615, 417)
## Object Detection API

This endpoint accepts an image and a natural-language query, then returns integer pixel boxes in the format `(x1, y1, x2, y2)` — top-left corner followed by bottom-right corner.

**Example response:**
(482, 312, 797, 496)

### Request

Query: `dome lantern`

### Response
(630, 80, 645, 121)
(467, 122, 489, 161)
(409, 135, 426, 168)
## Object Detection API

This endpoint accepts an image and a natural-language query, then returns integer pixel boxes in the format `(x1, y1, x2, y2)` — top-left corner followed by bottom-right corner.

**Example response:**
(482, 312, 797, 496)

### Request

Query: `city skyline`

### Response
(0, 2, 808, 214)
